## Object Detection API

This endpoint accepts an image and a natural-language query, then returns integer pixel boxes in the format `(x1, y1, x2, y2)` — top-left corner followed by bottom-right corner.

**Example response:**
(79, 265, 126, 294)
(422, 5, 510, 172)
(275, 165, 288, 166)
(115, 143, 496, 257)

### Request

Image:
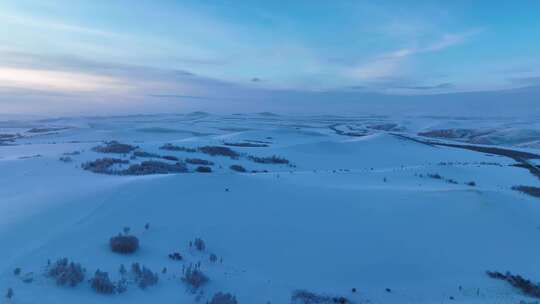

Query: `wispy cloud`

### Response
(347, 29, 482, 84)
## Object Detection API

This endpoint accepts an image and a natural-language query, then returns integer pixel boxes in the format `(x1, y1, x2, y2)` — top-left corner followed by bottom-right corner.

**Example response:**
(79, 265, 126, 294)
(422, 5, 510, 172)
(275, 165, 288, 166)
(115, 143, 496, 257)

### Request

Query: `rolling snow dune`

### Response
(1, 113, 540, 303)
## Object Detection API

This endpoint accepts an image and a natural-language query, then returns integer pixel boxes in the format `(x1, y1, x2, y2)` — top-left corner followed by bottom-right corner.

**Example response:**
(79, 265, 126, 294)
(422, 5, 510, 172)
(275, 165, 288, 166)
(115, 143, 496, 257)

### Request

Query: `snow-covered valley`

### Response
(1, 112, 540, 304)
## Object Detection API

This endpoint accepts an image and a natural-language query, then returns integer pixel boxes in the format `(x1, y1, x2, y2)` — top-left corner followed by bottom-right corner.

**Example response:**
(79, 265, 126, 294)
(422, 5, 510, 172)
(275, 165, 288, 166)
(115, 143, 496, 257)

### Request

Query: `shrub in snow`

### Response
(133, 151, 160, 158)
(82, 158, 129, 174)
(47, 258, 85, 287)
(427, 173, 442, 179)
(59, 156, 73, 162)
(487, 271, 540, 298)
(291, 290, 349, 304)
(162, 155, 179, 161)
(224, 142, 268, 147)
(182, 265, 208, 290)
(90, 270, 116, 294)
(13, 268, 21, 276)
(230, 165, 246, 172)
(159, 143, 196, 152)
(185, 158, 214, 166)
(131, 263, 159, 289)
(248, 155, 289, 164)
(209, 292, 238, 304)
(5, 288, 13, 300)
(93, 141, 137, 154)
(195, 166, 212, 173)
(118, 160, 187, 175)
(209, 253, 218, 263)
(168, 252, 183, 261)
(110, 234, 139, 254)
(193, 238, 206, 251)
(198, 146, 240, 158)
(512, 185, 540, 198)
(466, 181, 476, 186)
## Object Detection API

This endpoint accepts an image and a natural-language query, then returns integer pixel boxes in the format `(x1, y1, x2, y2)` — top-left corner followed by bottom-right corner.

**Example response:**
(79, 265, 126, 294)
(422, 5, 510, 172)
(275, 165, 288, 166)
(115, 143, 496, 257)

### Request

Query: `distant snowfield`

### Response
(1, 113, 540, 303)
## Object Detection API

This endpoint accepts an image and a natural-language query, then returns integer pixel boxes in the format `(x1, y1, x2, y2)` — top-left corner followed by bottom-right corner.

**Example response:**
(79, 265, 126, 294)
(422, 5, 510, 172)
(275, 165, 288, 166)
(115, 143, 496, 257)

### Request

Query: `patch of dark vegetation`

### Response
(82, 158, 129, 174)
(230, 165, 247, 172)
(159, 143, 196, 153)
(168, 252, 183, 261)
(291, 290, 349, 304)
(90, 270, 116, 294)
(28, 127, 69, 133)
(367, 123, 402, 131)
(18, 154, 42, 159)
(191, 238, 206, 251)
(185, 158, 214, 166)
(418, 129, 484, 139)
(209, 292, 238, 304)
(5, 287, 13, 299)
(195, 166, 212, 173)
(46, 258, 85, 287)
(182, 265, 208, 291)
(93, 141, 137, 154)
(248, 155, 290, 164)
(133, 151, 160, 158)
(512, 185, 540, 198)
(59, 156, 73, 163)
(119, 161, 187, 175)
(330, 124, 368, 137)
(224, 142, 268, 147)
(63, 151, 81, 156)
(251, 169, 269, 173)
(487, 271, 540, 298)
(110, 233, 139, 254)
(162, 155, 179, 161)
(427, 173, 442, 179)
(198, 146, 240, 158)
(466, 181, 476, 187)
(131, 263, 158, 289)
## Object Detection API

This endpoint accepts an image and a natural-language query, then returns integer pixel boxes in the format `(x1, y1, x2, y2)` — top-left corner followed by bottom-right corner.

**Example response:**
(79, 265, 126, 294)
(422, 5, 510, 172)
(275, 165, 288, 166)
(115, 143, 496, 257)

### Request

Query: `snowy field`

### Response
(1, 112, 540, 304)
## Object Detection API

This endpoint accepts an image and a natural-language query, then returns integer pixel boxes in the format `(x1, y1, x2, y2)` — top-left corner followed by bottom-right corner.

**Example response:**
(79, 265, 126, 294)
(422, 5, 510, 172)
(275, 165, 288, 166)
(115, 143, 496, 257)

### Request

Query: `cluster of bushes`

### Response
(198, 146, 240, 158)
(131, 263, 159, 289)
(487, 271, 540, 298)
(209, 292, 238, 304)
(291, 290, 348, 304)
(160, 143, 196, 152)
(185, 158, 214, 166)
(59, 156, 73, 162)
(191, 238, 206, 251)
(427, 173, 442, 179)
(248, 155, 289, 164)
(195, 166, 212, 173)
(162, 155, 180, 161)
(512, 185, 540, 198)
(46, 258, 85, 287)
(118, 161, 188, 175)
(93, 141, 137, 154)
(168, 252, 183, 261)
(133, 151, 160, 158)
(182, 265, 208, 291)
(90, 270, 118, 294)
(110, 233, 139, 254)
(230, 165, 247, 172)
(224, 142, 268, 147)
(82, 158, 129, 174)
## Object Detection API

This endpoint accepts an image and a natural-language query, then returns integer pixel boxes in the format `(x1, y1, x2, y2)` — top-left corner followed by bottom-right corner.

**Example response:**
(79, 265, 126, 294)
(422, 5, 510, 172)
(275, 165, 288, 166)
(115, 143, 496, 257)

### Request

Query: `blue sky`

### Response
(1, 0, 539, 114)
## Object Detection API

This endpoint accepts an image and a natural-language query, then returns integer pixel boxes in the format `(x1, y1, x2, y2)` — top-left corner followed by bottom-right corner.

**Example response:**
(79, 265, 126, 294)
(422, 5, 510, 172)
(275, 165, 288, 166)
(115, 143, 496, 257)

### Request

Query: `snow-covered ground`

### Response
(1, 113, 540, 304)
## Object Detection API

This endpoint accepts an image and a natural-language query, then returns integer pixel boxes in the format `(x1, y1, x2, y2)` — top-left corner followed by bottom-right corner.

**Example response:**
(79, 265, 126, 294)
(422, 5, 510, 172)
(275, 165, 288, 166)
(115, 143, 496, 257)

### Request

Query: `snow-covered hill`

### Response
(1, 113, 540, 304)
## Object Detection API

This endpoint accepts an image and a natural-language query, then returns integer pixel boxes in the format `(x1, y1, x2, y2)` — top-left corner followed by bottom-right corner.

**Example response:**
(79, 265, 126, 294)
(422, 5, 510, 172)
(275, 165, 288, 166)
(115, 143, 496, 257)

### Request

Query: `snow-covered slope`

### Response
(1, 113, 540, 304)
